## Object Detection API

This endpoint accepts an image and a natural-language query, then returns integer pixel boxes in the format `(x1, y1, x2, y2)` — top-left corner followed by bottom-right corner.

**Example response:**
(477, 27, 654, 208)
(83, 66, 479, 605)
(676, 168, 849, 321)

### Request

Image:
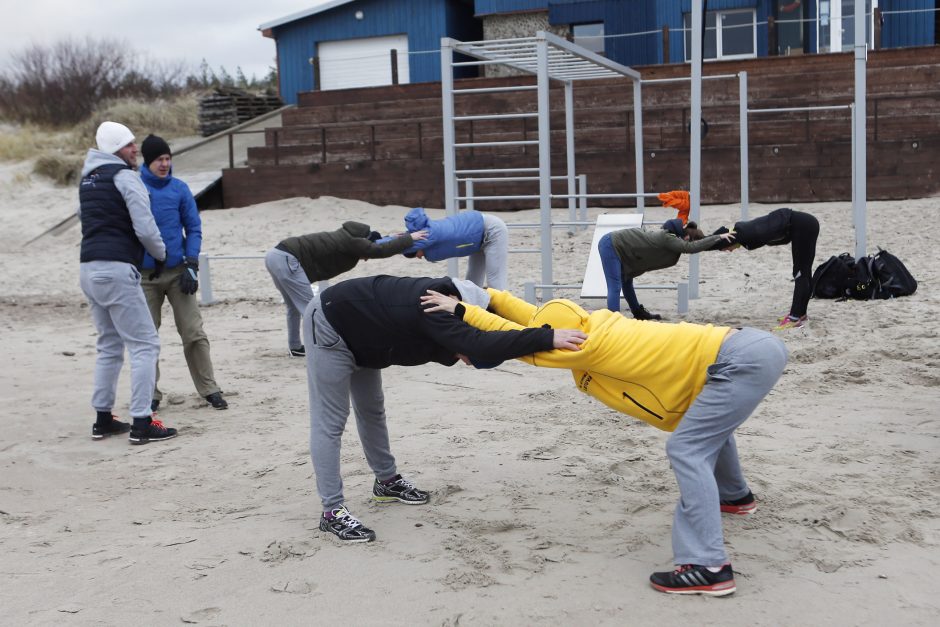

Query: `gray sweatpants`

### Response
(302, 295, 397, 511)
(666, 328, 788, 566)
(79, 261, 161, 419)
(265, 247, 313, 350)
(466, 213, 509, 290)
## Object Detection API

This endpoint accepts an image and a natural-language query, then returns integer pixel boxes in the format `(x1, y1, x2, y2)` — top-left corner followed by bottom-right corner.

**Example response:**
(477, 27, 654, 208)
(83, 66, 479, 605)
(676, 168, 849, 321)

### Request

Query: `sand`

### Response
(1, 158, 938, 625)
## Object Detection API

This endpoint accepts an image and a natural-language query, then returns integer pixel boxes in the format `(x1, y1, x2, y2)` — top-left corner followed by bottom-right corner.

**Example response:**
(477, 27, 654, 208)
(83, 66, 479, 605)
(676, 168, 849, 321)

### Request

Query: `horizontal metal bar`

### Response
(528, 283, 679, 291)
(453, 112, 538, 121)
(458, 175, 572, 182)
(455, 140, 539, 148)
(642, 73, 737, 85)
(452, 85, 538, 94)
(453, 57, 538, 66)
(455, 194, 540, 200)
(204, 255, 265, 260)
(508, 248, 541, 254)
(748, 105, 852, 114)
(508, 221, 596, 228)
(455, 167, 539, 174)
(551, 192, 659, 199)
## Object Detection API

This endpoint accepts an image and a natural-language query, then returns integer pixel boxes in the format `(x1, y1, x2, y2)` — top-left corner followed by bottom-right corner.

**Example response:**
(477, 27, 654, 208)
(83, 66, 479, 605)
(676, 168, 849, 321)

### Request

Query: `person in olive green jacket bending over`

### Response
(264, 221, 426, 356)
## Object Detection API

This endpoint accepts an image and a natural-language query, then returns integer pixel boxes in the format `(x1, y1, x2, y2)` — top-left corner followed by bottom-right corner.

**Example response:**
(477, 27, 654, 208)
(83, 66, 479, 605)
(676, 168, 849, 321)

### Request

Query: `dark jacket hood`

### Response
(342, 221, 371, 238)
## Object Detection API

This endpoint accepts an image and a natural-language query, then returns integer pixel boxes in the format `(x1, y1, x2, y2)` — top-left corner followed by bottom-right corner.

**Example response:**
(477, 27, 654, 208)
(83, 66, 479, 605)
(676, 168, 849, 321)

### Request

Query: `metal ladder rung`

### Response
(453, 113, 537, 121)
(452, 85, 538, 94)
(455, 140, 538, 148)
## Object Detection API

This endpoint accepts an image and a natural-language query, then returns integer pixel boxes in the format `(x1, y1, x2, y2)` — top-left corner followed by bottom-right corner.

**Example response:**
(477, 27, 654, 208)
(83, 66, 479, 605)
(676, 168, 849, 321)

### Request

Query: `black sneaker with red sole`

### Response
(720, 490, 757, 515)
(650, 564, 736, 596)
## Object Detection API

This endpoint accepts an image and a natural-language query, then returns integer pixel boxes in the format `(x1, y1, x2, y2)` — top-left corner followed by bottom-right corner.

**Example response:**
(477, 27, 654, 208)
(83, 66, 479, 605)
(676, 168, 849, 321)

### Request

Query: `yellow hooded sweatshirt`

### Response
(461, 289, 730, 432)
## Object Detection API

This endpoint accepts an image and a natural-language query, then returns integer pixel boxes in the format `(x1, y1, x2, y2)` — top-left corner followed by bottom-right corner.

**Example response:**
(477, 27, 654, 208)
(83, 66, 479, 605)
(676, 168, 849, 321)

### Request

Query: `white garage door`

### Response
(318, 34, 410, 90)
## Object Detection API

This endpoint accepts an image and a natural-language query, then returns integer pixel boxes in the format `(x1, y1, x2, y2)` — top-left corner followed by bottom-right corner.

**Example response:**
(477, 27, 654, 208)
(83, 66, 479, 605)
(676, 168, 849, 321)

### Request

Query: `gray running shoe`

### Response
(319, 505, 376, 543)
(372, 475, 430, 505)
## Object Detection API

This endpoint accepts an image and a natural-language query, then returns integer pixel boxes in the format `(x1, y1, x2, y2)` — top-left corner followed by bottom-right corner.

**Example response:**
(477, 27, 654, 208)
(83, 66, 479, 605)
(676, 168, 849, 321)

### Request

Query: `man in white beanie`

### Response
(78, 121, 179, 444)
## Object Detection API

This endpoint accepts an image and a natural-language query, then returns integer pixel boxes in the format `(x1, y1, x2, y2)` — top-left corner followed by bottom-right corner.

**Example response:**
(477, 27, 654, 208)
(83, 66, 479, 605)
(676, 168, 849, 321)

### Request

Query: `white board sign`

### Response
(580, 213, 644, 298)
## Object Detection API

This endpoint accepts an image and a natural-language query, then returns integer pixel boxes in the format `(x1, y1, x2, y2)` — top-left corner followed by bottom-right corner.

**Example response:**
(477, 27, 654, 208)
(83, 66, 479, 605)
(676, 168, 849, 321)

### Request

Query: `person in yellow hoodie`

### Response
(421, 285, 788, 597)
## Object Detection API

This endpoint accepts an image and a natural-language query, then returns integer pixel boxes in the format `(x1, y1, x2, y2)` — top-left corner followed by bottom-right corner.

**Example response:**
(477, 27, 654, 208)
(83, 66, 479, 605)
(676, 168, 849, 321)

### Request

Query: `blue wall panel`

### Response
(475, 0, 549, 15)
(881, 1, 935, 47)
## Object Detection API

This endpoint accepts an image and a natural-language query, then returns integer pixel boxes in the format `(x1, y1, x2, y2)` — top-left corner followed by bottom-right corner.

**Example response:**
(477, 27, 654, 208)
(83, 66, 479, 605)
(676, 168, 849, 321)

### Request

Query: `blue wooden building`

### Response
(260, 0, 481, 104)
(261, 0, 937, 102)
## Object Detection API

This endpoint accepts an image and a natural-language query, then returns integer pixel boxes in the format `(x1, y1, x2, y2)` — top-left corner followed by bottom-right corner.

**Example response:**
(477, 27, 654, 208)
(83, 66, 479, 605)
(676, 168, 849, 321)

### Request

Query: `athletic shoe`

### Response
(632, 305, 662, 321)
(720, 490, 757, 515)
(91, 416, 131, 440)
(205, 392, 228, 410)
(129, 417, 178, 445)
(319, 505, 376, 543)
(650, 564, 736, 596)
(774, 315, 807, 330)
(372, 475, 430, 505)
(289, 346, 305, 357)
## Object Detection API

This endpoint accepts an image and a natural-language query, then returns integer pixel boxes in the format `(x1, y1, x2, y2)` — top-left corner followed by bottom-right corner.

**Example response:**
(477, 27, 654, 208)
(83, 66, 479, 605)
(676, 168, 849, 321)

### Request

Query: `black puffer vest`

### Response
(79, 163, 144, 266)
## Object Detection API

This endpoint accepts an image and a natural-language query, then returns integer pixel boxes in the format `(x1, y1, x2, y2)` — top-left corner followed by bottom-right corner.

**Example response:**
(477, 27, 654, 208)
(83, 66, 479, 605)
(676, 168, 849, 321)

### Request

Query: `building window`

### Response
(573, 22, 605, 55)
(683, 9, 756, 61)
(817, 0, 877, 53)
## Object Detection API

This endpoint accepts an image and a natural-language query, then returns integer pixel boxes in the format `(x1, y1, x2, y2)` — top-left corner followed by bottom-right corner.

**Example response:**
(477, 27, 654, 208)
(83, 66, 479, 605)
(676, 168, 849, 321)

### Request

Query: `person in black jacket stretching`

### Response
(265, 222, 427, 357)
(713, 208, 819, 330)
(302, 275, 587, 542)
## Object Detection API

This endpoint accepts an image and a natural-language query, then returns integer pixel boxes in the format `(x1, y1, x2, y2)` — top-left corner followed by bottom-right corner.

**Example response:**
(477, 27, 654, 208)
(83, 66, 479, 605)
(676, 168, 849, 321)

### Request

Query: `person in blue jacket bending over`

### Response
(394, 207, 509, 290)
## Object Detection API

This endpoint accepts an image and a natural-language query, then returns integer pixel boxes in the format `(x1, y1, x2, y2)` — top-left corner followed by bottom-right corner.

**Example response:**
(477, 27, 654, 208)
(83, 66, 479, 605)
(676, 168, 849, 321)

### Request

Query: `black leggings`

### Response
(789, 211, 820, 318)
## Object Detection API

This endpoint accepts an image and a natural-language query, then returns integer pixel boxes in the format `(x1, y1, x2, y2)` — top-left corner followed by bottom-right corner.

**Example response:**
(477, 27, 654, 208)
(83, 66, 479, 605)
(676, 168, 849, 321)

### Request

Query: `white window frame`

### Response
(817, 0, 878, 53)
(684, 8, 757, 62)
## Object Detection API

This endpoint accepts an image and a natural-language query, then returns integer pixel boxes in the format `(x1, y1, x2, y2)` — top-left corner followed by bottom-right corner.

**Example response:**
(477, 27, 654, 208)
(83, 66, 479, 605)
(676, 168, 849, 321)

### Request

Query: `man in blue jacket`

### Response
(79, 122, 178, 444)
(393, 207, 509, 290)
(139, 135, 227, 411)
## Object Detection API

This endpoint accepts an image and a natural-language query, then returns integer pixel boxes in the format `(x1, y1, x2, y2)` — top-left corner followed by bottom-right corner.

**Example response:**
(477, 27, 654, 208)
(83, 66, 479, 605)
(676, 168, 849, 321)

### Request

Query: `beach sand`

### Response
(1, 158, 938, 625)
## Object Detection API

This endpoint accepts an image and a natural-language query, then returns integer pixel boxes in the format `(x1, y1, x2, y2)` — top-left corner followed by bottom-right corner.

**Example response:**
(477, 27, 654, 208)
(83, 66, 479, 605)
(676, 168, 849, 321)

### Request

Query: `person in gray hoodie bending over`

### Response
(78, 121, 178, 445)
(264, 222, 427, 357)
(598, 218, 735, 320)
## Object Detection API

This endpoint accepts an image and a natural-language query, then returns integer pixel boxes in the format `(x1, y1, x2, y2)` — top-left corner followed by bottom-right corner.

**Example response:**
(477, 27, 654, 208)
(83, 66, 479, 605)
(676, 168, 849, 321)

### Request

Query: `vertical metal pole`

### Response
(739, 71, 749, 220)
(564, 81, 576, 235)
(853, 0, 867, 259)
(688, 0, 704, 300)
(578, 174, 588, 228)
(466, 179, 475, 212)
(198, 252, 213, 305)
(850, 103, 856, 229)
(440, 38, 459, 278)
(632, 79, 645, 213)
(536, 34, 553, 301)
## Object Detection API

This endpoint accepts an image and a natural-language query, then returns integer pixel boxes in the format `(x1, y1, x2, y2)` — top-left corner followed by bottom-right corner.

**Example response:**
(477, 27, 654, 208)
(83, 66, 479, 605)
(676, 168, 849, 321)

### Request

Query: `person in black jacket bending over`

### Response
(302, 275, 586, 543)
(265, 222, 427, 357)
(713, 207, 819, 330)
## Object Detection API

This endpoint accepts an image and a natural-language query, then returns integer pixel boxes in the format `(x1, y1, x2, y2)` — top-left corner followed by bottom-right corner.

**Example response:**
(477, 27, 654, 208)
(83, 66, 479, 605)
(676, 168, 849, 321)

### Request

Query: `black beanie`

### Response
(141, 134, 171, 166)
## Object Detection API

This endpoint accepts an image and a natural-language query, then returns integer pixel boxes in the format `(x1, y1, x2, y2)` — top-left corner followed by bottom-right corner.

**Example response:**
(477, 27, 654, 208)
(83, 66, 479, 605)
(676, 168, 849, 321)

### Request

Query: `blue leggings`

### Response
(598, 232, 640, 313)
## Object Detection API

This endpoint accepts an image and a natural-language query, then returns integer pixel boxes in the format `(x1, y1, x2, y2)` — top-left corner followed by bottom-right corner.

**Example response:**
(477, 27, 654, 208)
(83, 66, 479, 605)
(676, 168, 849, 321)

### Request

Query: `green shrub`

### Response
(33, 153, 83, 185)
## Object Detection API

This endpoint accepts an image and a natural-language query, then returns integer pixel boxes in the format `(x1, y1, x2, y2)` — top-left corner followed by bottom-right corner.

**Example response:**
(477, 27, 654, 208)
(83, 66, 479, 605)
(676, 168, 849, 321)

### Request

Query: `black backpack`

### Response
(811, 253, 855, 299)
(847, 255, 878, 300)
(870, 248, 917, 298)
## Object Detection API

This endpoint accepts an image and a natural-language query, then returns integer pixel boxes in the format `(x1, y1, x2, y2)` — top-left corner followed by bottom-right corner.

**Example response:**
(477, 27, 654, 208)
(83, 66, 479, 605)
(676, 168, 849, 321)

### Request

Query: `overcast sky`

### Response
(0, 0, 333, 81)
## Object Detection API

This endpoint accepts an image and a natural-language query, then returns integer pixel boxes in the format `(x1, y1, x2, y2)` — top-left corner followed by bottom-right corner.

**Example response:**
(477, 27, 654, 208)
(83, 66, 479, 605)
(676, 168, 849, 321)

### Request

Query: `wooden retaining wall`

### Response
(223, 46, 940, 209)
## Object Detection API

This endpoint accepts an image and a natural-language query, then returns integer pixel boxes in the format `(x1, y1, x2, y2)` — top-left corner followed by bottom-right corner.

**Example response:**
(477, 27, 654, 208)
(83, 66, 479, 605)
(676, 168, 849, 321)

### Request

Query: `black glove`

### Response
(631, 305, 662, 321)
(149, 258, 166, 281)
(179, 257, 199, 295)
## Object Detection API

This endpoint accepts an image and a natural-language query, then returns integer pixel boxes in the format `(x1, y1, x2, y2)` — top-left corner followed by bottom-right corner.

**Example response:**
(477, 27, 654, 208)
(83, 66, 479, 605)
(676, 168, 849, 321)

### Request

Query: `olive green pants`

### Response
(142, 265, 220, 400)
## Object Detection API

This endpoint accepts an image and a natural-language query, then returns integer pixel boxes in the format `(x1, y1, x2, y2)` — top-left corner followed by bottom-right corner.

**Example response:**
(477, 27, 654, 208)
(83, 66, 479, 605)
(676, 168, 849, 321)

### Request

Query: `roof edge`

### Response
(258, 0, 356, 32)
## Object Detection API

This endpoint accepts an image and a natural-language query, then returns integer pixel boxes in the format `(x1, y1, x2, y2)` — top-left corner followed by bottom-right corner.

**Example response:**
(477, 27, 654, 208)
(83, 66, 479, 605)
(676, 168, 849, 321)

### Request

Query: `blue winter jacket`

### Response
(400, 207, 485, 261)
(140, 166, 202, 270)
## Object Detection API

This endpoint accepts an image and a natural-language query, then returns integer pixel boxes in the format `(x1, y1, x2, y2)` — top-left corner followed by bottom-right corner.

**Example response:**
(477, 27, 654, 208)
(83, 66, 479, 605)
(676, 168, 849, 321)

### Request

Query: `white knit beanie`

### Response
(95, 121, 135, 154)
